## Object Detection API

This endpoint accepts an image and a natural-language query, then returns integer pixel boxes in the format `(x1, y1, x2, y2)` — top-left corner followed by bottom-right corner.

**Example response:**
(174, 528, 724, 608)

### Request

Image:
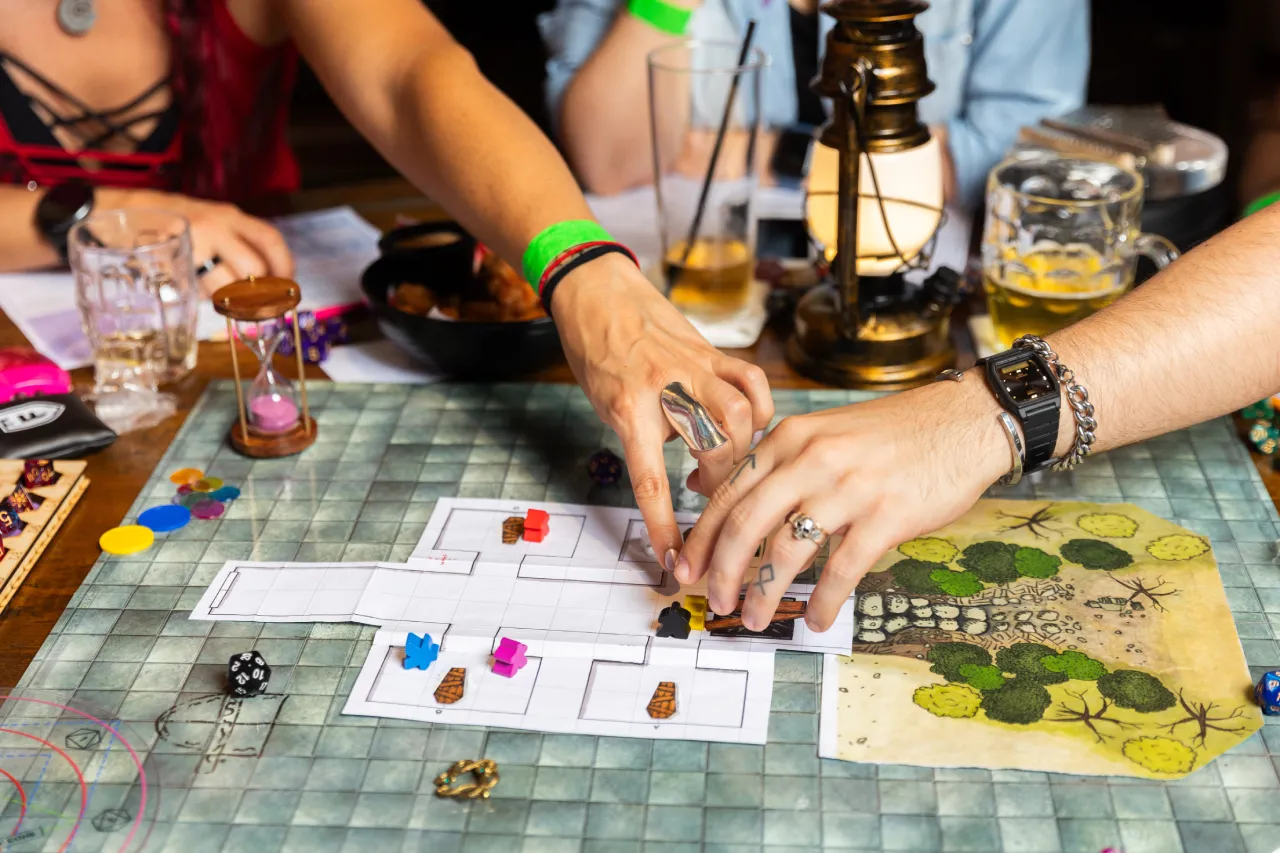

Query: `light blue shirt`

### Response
(539, 0, 1090, 208)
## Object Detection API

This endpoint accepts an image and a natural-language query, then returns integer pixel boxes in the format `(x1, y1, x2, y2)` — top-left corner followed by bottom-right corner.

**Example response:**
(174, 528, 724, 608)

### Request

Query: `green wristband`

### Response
(627, 0, 693, 35)
(522, 220, 615, 291)
(1243, 190, 1280, 219)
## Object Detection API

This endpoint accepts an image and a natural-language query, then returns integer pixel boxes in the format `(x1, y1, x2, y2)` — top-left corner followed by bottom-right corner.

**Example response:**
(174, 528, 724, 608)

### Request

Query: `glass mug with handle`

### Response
(981, 156, 1179, 349)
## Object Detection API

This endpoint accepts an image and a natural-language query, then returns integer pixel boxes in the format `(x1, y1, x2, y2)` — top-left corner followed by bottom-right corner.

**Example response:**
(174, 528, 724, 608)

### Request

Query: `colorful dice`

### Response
(1255, 670, 1280, 716)
(588, 449, 623, 486)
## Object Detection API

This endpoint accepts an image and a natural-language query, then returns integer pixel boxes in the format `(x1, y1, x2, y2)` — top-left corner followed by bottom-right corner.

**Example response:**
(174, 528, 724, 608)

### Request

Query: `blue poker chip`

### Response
(208, 486, 240, 502)
(138, 504, 191, 533)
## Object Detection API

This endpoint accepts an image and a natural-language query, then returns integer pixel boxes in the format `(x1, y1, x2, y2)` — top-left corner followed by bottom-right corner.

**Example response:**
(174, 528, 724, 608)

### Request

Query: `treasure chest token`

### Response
(646, 681, 677, 719)
(21, 459, 58, 488)
(501, 516, 524, 545)
(5, 485, 41, 513)
(434, 667, 466, 704)
(0, 504, 25, 537)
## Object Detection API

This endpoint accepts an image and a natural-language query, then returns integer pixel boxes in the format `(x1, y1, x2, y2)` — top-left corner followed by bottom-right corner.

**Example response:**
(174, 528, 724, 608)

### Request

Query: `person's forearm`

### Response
(558, 9, 692, 194)
(1045, 205, 1280, 455)
(383, 46, 600, 275)
(0, 185, 55, 272)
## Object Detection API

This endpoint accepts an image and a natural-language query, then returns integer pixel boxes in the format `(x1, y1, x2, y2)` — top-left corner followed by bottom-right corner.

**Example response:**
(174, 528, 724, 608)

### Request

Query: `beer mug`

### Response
(982, 156, 1179, 348)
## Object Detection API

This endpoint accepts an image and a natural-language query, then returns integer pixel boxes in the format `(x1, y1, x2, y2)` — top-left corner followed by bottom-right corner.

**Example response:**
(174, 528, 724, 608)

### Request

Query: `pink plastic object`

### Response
(491, 637, 528, 678)
(0, 347, 72, 403)
(191, 499, 225, 519)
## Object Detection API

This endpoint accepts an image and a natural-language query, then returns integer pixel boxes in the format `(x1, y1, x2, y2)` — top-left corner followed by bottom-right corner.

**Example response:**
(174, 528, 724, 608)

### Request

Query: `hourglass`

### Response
(213, 277, 318, 457)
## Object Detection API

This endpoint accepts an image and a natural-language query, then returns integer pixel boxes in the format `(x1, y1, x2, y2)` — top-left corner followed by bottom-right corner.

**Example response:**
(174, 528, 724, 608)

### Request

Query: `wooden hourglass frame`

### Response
(212, 277, 318, 458)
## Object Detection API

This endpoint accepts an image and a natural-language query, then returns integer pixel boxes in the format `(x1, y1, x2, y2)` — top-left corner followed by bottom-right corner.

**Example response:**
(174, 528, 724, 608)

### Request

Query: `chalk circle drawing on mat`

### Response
(0, 692, 163, 853)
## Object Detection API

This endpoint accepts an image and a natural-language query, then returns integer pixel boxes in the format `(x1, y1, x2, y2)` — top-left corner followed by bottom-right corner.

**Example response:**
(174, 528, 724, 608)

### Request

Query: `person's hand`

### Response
(552, 252, 774, 570)
(98, 188, 293, 294)
(676, 375, 1013, 632)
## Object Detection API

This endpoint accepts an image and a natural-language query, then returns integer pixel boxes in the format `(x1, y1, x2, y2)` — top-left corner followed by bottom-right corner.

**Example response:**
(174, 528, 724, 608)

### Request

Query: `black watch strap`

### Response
(978, 348, 1061, 472)
(34, 181, 95, 263)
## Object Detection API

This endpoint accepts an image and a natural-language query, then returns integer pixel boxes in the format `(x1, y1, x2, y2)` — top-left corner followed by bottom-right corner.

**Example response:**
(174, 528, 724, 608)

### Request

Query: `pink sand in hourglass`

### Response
(249, 396, 298, 432)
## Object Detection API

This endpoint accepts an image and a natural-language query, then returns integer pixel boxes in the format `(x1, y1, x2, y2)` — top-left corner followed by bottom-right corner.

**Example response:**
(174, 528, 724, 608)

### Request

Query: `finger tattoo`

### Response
(729, 453, 757, 486)
(753, 562, 775, 595)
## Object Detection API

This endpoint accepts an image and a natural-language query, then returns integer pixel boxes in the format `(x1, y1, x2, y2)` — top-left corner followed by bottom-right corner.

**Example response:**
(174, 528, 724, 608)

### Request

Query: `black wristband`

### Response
(978, 348, 1061, 473)
(539, 243, 634, 318)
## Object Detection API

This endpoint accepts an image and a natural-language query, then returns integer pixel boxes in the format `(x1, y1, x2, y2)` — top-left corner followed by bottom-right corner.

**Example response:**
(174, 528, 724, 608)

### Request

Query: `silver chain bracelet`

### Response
(1012, 335, 1097, 472)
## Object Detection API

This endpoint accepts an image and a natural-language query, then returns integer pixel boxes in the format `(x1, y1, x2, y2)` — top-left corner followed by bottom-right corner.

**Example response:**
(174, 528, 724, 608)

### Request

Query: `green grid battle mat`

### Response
(11, 380, 1280, 853)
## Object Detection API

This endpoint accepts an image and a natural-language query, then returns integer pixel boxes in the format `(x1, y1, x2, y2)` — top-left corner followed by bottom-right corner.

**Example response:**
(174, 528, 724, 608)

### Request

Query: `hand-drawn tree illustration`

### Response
(995, 643, 1069, 685)
(929, 568, 985, 597)
(1146, 534, 1211, 562)
(899, 537, 959, 564)
(1077, 512, 1139, 538)
(1060, 538, 1135, 571)
(1097, 670, 1177, 713)
(1041, 650, 1106, 681)
(958, 664, 1006, 691)
(1111, 575, 1180, 611)
(926, 642, 992, 683)
(890, 559, 951, 595)
(1164, 690, 1252, 746)
(958, 541, 1020, 583)
(1122, 736, 1197, 774)
(980, 680, 1053, 724)
(913, 683, 982, 718)
(1013, 546, 1062, 579)
(998, 505, 1065, 539)
(1048, 689, 1138, 742)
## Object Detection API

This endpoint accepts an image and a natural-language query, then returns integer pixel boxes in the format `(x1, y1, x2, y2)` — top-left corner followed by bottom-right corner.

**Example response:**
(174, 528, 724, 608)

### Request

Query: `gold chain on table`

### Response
(1012, 335, 1097, 472)
(433, 759, 500, 800)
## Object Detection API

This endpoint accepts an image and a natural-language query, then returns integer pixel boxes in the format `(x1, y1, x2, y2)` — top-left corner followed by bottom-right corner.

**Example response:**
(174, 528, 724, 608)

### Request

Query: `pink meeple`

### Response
(491, 637, 528, 678)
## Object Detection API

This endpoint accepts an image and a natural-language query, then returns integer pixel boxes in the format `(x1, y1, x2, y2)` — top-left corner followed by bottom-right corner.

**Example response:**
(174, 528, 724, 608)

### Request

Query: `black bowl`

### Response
(360, 235, 563, 380)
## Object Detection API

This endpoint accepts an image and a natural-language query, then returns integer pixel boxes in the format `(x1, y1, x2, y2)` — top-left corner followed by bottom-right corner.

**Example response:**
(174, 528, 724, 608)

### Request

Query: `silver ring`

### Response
(660, 382, 727, 452)
(786, 511, 828, 546)
(196, 255, 222, 278)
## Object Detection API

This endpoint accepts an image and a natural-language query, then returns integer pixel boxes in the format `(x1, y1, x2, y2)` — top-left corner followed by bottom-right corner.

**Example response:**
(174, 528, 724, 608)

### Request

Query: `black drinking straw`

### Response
(678, 20, 757, 267)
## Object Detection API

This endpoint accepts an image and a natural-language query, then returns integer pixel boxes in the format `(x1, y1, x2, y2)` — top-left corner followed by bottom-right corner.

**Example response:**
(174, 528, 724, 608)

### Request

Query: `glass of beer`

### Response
(648, 40, 766, 321)
(982, 156, 1179, 348)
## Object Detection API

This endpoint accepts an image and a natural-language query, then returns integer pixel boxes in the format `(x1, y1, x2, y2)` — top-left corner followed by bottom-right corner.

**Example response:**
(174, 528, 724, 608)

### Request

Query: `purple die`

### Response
(1256, 670, 1280, 716)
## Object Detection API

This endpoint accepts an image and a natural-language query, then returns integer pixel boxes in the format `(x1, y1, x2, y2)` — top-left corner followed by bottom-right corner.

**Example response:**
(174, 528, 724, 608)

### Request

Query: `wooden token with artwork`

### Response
(434, 667, 466, 704)
(646, 681, 677, 719)
(501, 517, 524, 545)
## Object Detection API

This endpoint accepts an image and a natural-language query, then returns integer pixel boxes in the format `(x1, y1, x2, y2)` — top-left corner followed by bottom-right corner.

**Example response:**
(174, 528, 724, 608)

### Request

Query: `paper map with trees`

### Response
(819, 500, 1262, 779)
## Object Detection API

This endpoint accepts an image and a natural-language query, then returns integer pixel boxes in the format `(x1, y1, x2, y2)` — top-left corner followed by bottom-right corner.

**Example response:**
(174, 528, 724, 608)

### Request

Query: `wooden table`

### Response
(0, 178, 1274, 689)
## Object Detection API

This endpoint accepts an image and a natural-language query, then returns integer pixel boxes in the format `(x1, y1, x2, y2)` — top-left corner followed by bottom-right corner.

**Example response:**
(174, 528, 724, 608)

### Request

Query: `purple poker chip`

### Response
(191, 499, 225, 520)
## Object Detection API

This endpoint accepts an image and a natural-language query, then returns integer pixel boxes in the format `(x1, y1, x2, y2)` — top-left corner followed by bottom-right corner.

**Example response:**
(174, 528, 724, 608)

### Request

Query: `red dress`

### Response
(0, 1, 298, 202)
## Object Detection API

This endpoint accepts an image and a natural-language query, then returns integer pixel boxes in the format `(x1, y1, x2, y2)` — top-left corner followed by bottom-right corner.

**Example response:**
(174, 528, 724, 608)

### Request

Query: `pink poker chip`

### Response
(191, 499, 225, 520)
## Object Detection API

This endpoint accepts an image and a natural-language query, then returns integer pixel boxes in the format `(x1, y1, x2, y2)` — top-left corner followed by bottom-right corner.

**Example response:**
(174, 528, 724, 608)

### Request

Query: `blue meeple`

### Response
(404, 633, 439, 671)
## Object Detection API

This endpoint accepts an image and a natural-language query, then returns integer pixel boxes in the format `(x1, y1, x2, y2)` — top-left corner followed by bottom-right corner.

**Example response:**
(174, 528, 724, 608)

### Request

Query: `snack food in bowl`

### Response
(361, 223, 562, 378)
(389, 247, 545, 323)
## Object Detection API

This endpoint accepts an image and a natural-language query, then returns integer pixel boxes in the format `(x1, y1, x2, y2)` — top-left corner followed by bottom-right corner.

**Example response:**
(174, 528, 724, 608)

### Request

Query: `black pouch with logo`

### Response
(0, 394, 116, 459)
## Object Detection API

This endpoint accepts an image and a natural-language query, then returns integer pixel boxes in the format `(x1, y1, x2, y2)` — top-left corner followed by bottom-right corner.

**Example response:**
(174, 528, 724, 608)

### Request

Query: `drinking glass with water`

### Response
(69, 209, 198, 430)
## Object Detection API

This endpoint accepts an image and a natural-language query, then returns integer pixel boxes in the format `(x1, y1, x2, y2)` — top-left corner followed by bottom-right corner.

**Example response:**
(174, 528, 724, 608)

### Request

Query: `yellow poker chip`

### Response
(99, 525, 155, 556)
(200, 477, 224, 491)
(169, 468, 203, 485)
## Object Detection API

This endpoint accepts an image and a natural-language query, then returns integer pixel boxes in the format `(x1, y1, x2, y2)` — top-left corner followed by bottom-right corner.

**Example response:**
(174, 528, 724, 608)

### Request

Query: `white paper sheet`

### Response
(189, 497, 856, 744)
(320, 339, 444, 385)
(0, 206, 380, 370)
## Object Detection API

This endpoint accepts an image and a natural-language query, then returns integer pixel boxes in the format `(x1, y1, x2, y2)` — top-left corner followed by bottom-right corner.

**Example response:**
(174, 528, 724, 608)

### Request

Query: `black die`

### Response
(227, 651, 271, 697)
